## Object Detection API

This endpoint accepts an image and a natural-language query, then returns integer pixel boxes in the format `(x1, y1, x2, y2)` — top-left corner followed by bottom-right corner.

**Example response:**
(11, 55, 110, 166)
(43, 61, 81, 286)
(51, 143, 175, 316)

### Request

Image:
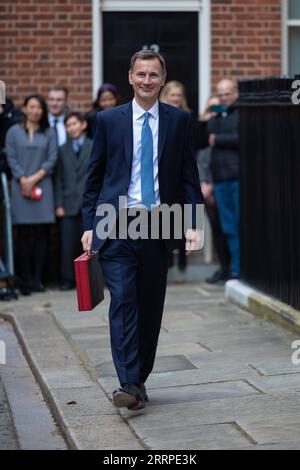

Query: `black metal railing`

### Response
(239, 77, 300, 310)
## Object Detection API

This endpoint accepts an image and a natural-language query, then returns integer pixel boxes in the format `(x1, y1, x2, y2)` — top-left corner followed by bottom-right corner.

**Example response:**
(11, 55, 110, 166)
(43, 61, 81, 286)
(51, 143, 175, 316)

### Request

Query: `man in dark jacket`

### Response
(81, 50, 203, 410)
(207, 79, 240, 278)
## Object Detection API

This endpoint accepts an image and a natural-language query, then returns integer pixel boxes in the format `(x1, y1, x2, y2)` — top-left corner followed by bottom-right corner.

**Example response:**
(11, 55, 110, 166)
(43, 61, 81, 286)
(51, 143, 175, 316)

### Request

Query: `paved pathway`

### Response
(0, 319, 67, 450)
(1, 282, 300, 449)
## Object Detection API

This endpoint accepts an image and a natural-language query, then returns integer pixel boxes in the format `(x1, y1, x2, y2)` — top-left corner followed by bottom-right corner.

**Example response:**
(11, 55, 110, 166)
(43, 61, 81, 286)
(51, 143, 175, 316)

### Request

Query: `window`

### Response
(284, 0, 300, 76)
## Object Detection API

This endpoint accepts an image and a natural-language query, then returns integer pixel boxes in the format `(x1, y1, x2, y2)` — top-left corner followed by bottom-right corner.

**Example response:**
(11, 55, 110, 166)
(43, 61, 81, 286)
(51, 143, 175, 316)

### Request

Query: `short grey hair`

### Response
(129, 50, 167, 76)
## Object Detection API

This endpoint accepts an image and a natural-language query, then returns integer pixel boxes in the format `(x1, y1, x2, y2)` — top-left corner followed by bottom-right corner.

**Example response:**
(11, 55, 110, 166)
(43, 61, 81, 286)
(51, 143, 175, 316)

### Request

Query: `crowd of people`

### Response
(0, 76, 240, 295)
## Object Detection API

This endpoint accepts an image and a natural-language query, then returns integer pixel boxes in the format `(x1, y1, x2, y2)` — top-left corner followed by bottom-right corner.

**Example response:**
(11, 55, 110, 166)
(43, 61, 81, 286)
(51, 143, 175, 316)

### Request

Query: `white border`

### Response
(282, 0, 300, 75)
(92, 0, 211, 111)
(281, 0, 288, 74)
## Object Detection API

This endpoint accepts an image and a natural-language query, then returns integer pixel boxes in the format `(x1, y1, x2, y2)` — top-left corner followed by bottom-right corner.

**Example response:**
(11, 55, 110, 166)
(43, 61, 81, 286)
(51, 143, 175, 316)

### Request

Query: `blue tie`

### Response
(141, 112, 156, 211)
(72, 139, 81, 157)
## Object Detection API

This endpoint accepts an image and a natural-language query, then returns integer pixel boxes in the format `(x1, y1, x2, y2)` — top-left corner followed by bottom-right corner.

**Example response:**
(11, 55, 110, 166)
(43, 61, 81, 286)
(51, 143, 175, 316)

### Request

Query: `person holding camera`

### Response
(197, 96, 231, 284)
(207, 79, 240, 279)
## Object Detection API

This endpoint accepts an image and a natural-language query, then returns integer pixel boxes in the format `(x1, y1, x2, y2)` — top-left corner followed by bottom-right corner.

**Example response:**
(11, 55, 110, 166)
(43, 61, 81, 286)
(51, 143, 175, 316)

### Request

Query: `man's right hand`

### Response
(81, 230, 93, 252)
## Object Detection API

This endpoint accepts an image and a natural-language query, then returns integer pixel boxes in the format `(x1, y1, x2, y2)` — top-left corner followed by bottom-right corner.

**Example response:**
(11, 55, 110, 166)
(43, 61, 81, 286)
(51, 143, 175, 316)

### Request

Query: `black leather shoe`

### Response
(205, 269, 228, 284)
(112, 383, 145, 410)
(139, 383, 149, 402)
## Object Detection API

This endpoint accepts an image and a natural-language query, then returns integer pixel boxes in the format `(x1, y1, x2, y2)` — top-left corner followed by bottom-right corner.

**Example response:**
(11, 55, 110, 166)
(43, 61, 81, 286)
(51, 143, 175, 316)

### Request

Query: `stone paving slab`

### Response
(248, 358, 300, 376)
(98, 366, 260, 394)
(142, 423, 252, 450)
(123, 392, 300, 432)
(227, 442, 300, 450)
(128, 381, 261, 406)
(51, 386, 118, 418)
(2, 283, 300, 450)
(247, 373, 300, 393)
(92, 355, 197, 379)
(0, 321, 66, 450)
(0, 298, 143, 450)
(237, 414, 300, 446)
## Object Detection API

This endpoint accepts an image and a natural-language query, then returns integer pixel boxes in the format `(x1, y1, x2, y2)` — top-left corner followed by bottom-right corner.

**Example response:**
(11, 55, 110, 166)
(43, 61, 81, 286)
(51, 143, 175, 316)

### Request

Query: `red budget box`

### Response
(73, 252, 104, 311)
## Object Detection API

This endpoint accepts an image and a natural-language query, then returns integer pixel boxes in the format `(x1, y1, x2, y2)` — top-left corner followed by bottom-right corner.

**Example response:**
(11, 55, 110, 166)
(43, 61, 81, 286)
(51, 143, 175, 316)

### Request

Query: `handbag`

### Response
(73, 251, 104, 311)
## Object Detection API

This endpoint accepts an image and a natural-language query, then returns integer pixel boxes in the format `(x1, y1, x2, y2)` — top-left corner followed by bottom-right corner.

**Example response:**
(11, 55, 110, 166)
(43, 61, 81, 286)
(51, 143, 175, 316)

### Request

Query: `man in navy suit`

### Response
(81, 50, 203, 410)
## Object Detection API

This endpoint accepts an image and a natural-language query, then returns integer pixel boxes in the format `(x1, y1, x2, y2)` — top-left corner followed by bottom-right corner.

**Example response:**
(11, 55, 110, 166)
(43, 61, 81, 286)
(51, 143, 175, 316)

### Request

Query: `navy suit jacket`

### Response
(81, 101, 203, 253)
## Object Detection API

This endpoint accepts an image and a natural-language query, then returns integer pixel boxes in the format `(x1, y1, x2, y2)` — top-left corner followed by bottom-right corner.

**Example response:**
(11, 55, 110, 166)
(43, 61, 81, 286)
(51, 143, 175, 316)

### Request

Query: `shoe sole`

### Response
(112, 390, 145, 410)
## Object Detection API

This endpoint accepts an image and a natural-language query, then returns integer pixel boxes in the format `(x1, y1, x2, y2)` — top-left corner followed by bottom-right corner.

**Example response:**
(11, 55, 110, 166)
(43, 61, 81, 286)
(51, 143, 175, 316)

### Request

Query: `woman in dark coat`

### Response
(85, 83, 119, 139)
(5, 94, 57, 292)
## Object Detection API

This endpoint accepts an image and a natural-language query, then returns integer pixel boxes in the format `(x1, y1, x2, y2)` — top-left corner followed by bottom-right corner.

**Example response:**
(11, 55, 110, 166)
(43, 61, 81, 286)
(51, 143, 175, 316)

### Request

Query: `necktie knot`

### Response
(144, 112, 150, 123)
(73, 140, 81, 157)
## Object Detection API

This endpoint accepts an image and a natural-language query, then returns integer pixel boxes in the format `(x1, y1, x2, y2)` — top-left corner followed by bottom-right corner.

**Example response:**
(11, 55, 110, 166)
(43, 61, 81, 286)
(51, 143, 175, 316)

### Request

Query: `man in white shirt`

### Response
(47, 86, 68, 147)
(81, 50, 203, 411)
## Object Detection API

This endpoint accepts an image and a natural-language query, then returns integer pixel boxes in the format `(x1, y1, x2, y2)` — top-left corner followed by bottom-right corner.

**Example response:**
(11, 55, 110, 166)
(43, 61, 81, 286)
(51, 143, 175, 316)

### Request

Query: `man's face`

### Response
(47, 90, 67, 116)
(129, 59, 166, 104)
(216, 82, 238, 108)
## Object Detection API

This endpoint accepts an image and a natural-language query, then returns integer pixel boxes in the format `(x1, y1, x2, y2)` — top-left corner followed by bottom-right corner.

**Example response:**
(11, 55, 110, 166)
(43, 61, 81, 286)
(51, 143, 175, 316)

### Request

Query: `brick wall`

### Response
(211, 0, 282, 90)
(0, 0, 93, 113)
(0, 0, 283, 113)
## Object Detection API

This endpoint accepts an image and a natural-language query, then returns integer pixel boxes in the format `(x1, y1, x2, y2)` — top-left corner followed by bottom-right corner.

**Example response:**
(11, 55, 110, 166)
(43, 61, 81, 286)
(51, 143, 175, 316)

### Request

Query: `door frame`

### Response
(92, 0, 211, 112)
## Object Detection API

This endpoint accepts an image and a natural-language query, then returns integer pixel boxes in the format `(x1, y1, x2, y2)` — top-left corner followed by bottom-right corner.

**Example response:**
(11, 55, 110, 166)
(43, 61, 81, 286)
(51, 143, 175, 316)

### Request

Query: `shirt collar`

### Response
(72, 135, 85, 146)
(132, 98, 159, 121)
(49, 113, 64, 124)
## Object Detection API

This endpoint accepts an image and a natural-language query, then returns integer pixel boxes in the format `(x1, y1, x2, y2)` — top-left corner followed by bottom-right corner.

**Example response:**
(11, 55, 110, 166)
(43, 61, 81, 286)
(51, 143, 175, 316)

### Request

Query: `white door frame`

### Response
(92, 0, 213, 263)
(92, 0, 211, 111)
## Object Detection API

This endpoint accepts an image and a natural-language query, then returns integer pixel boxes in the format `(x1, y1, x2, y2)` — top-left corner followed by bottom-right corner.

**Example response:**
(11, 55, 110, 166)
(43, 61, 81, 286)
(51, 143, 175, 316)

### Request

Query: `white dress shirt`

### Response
(127, 98, 161, 208)
(48, 113, 67, 147)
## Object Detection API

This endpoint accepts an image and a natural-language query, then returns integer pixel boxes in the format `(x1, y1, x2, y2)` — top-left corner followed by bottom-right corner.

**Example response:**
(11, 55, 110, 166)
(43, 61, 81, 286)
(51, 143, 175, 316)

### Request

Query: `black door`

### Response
(103, 12, 199, 113)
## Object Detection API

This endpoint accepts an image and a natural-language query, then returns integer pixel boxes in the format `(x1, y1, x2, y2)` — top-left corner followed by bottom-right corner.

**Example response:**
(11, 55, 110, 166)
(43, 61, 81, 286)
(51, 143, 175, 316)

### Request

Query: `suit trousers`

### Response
(98, 216, 169, 386)
(59, 212, 83, 284)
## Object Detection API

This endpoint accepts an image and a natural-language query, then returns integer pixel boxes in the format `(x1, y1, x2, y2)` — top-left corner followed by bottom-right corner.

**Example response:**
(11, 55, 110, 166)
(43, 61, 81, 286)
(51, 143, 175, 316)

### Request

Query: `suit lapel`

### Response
(120, 101, 169, 168)
(121, 102, 133, 169)
(79, 138, 91, 161)
(158, 102, 170, 163)
(66, 140, 77, 162)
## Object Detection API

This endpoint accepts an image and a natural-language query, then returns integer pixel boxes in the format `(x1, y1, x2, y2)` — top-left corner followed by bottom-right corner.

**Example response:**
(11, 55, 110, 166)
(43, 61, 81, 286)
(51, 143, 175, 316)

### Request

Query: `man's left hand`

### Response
(185, 229, 204, 255)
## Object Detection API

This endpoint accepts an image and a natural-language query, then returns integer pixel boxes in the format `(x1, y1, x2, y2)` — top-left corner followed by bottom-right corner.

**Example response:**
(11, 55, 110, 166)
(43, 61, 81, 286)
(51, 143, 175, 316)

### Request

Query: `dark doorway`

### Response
(103, 12, 199, 113)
